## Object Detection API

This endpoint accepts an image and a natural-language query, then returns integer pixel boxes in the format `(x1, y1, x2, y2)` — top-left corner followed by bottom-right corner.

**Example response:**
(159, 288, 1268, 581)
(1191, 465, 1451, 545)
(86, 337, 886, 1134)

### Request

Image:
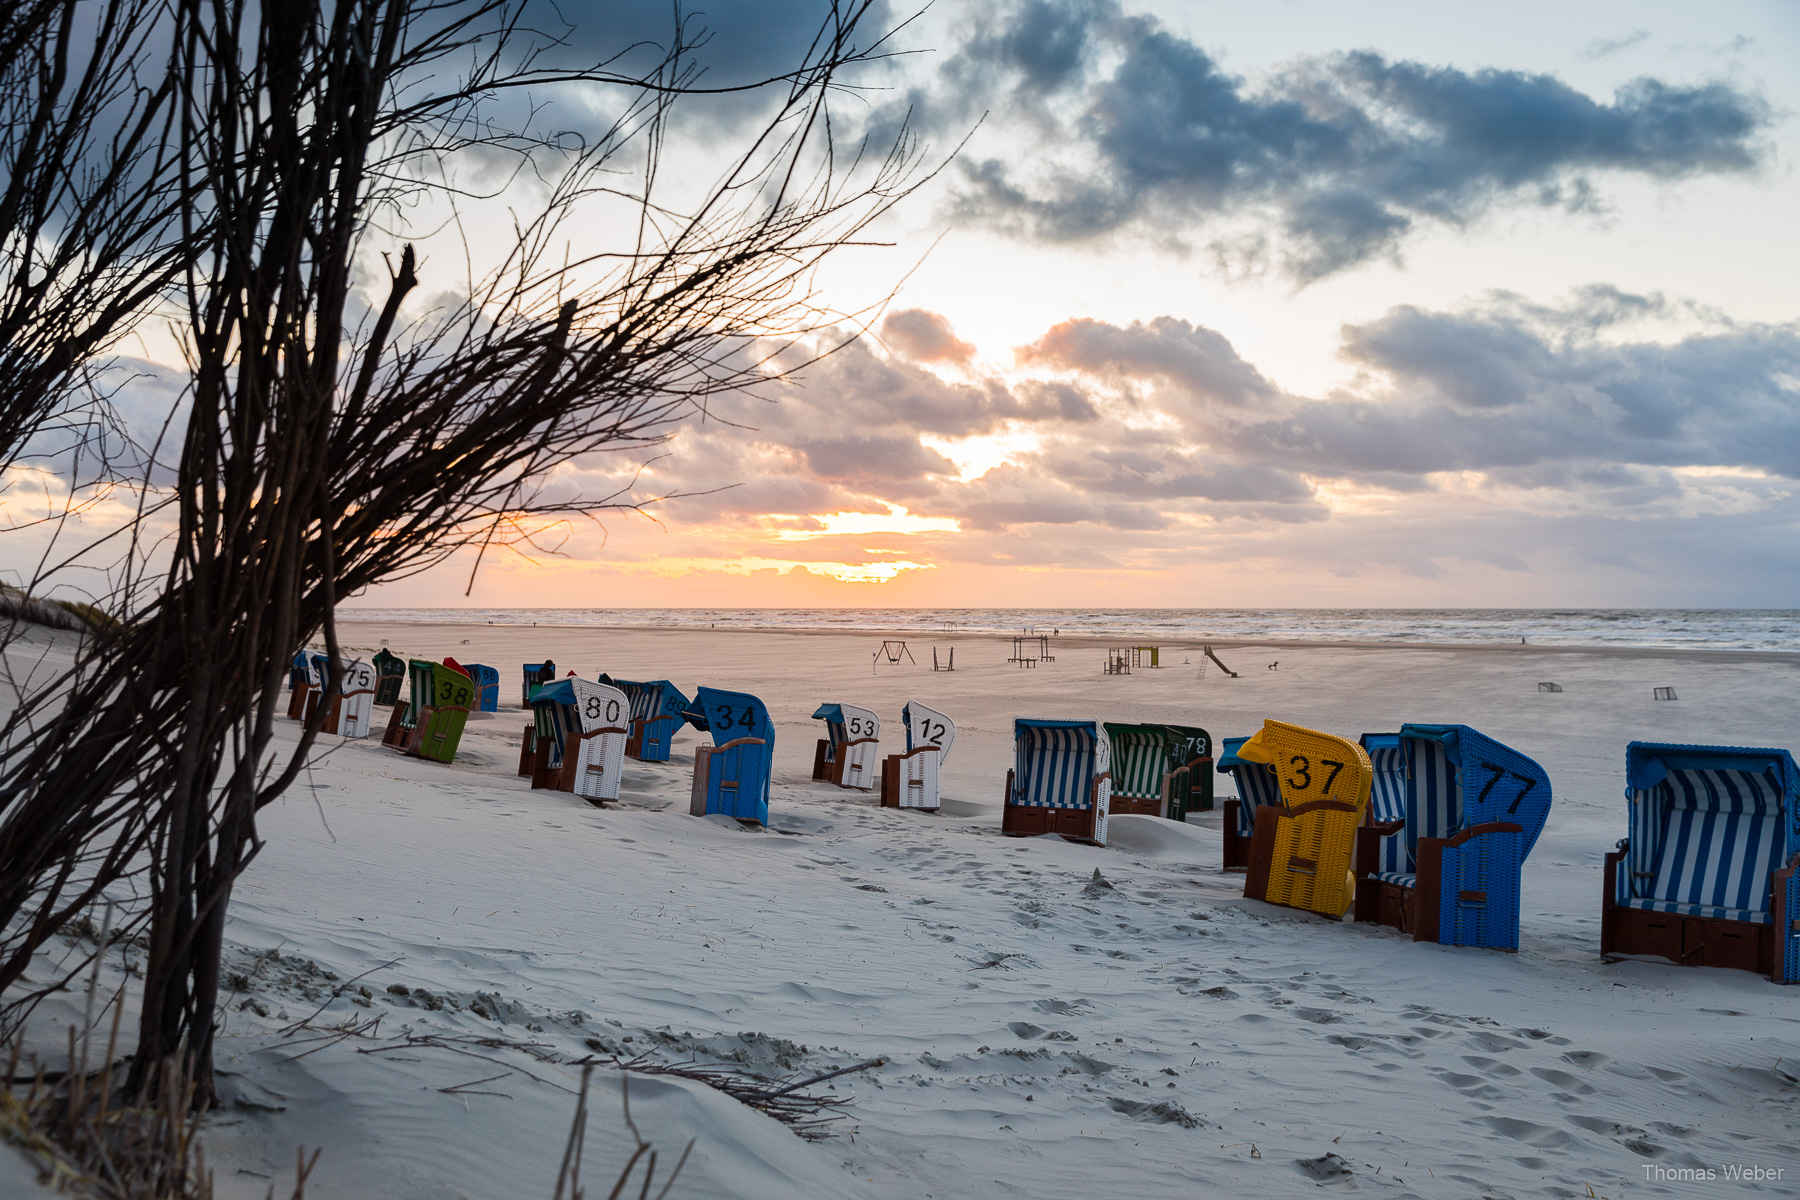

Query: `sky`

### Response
(25, 0, 1800, 610)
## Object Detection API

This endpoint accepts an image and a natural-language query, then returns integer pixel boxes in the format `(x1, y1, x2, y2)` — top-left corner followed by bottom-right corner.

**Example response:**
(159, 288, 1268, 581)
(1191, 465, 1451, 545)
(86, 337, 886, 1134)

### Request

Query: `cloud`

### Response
(1581, 30, 1651, 61)
(901, 0, 1771, 279)
(882, 308, 976, 364)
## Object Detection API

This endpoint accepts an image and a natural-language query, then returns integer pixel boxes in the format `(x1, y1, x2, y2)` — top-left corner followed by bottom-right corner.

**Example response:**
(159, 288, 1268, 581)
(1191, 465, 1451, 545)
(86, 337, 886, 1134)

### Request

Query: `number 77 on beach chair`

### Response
(1241, 720, 1372, 918)
(1353, 725, 1551, 950)
(1001, 719, 1113, 845)
(686, 687, 774, 825)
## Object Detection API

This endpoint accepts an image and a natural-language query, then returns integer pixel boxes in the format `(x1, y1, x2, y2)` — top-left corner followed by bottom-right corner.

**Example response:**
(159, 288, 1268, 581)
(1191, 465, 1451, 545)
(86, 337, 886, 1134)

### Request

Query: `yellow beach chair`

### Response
(1241, 720, 1373, 918)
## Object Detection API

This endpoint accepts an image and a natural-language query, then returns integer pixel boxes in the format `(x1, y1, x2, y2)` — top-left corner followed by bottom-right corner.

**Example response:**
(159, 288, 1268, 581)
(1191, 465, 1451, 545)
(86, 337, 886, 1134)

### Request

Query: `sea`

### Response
(339, 609, 1800, 652)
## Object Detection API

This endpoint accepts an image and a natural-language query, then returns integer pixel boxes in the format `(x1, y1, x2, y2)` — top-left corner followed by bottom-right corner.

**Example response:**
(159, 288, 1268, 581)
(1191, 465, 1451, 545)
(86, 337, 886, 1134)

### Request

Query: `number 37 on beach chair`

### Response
(1241, 720, 1372, 918)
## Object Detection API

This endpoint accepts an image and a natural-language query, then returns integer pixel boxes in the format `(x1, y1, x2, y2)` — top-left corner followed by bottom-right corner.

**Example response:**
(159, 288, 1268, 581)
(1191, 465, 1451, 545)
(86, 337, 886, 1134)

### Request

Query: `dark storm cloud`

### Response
(910, 0, 1771, 279)
(548, 0, 896, 89)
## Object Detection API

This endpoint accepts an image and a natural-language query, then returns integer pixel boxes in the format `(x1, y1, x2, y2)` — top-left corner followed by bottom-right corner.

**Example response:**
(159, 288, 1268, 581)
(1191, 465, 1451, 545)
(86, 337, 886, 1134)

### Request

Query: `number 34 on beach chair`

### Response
(1241, 720, 1372, 918)
(687, 687, 774, 825)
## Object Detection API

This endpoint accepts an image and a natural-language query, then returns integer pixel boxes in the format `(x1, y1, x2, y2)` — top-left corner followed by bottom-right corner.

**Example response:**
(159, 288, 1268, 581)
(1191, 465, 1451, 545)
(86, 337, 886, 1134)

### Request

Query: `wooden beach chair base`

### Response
(1220, 800, 1253, 870)
(1109, 796, 1161, 817)
(1001, 770, 1101, 841)
(691, 736, 769, 824)
(1354, 821, 1525, 949)
(1244, 799, 1361, 917)
(1602, 842, 1790, 979)
(879, 748, 940, 811)
(381, 701, 410, 748)
(517, 725, 537, 776)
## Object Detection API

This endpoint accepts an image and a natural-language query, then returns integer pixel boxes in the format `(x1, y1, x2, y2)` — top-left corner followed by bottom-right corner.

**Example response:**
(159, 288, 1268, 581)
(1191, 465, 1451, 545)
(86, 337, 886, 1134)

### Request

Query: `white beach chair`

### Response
(564, 679, 630, 804)
(881, 701, 957, 810)
(810, 702, 881, 791)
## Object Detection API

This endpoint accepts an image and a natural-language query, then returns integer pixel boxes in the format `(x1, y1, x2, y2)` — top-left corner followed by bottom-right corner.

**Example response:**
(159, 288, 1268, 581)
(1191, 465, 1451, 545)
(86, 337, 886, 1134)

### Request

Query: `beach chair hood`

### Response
(902, 701, 956, 764)
(1617, 742, 1799, 926)
(1400, 723, 1552, 859)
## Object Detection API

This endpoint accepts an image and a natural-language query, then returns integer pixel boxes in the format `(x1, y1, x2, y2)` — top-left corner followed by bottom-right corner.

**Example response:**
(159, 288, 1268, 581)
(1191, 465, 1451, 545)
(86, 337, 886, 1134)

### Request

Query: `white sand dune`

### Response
(10, 623, 1799, 1197)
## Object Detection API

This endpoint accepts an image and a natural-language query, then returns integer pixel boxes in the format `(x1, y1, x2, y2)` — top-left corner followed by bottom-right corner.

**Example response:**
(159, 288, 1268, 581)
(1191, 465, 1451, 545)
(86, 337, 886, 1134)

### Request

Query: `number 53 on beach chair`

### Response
(687, 687, 774, 825)
(811, 703, 880, 790)
(1241, 720, 1372, 918)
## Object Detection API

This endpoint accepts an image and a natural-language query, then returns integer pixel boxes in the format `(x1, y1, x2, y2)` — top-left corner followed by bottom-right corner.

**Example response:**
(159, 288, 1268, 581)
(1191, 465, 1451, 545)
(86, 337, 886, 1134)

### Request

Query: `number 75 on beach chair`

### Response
(687, 687, 774, 825)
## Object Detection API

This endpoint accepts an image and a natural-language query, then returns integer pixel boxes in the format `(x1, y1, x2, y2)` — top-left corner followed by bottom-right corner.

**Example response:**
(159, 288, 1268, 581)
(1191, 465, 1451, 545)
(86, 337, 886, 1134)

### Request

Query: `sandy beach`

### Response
(14, 621, 1800, 1198)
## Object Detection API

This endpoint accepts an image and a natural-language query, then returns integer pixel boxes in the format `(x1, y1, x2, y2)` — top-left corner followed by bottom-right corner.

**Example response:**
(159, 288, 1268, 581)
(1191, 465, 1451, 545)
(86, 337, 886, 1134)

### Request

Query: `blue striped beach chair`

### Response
(1000, 719, 1113, 845)
(1217, 735, 1282, 870)
(521, 660, 557, 708)
(881, 701, 955, 810)
(811, 703, 881, 790)
(1603, 743, 1800, 981)
(686, 686, 774, 824)
(1352, 725, 1551, 950)
(464, 664, 500, 712)
(616, 679, 692, 763)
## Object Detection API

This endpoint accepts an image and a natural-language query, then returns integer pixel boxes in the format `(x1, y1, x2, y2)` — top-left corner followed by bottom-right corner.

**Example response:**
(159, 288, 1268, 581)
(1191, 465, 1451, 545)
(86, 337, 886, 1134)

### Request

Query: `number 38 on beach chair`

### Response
(1216, 736, 1283, 871)
(381, 660, 474, 764)
(881, 701, 955, 811)
(1352, 725, 1551, 950)
(1001, 719, 1113, 846)
(615, 680, 693, 763)
(687, 687, 774, 825)
(811, 703, 880, 790)
(1603, 742, 1800, 982)
(524, 679, 630, 804)
(1241, 720, 1372, 918)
